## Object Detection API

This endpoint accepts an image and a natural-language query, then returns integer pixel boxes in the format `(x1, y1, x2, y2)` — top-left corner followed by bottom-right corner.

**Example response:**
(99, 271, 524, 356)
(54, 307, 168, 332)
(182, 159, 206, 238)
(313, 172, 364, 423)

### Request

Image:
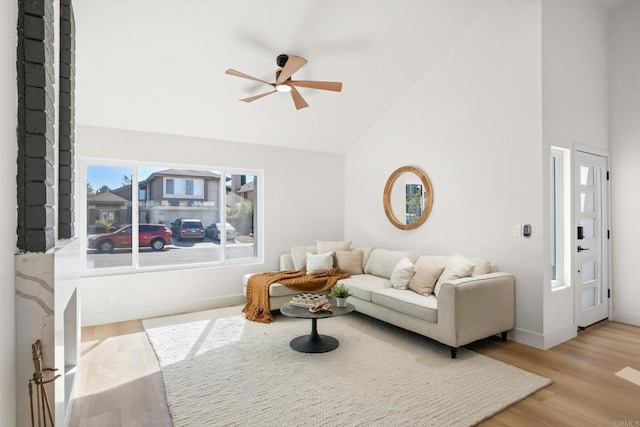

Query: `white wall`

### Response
(540, 0, 610, 347)
(542, 0, 609, 152)
(1, 0, 17, 425)
(345, 1, 545, 346)
(77, 125, 345, 325)
(610, 0, 640, 326)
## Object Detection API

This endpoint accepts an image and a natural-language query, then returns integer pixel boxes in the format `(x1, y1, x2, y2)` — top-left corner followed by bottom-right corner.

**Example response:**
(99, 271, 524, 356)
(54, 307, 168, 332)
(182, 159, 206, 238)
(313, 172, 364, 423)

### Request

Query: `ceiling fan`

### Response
(225, 54, 343, 110)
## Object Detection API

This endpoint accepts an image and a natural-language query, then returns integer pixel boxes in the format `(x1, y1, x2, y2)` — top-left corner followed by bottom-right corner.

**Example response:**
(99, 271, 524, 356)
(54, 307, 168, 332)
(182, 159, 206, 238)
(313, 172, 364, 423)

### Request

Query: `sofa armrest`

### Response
(280, 253, 295, 271)
(436, 272, 515, 347)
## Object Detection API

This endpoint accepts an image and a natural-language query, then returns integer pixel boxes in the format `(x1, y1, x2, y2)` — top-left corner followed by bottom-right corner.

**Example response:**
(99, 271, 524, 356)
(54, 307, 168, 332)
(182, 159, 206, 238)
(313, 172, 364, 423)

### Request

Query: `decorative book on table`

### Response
(290, 293, 328, 308)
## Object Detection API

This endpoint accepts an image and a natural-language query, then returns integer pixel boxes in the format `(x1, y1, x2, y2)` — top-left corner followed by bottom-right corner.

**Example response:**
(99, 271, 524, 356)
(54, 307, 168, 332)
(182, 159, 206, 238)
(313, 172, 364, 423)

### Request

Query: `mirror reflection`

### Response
(383, 166, 433, 230)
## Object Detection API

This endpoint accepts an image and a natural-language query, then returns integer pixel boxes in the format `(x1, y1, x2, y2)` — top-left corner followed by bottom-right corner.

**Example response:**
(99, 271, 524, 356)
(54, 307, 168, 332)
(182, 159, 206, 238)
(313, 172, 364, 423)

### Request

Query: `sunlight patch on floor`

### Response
(148, 314, 247, 366)
(615, 367, 640, 387)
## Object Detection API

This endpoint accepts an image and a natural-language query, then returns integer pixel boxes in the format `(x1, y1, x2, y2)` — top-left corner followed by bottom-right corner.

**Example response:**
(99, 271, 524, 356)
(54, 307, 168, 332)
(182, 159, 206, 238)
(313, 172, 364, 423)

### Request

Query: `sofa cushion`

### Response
(317, 240, 351, 253)
(341, 275, 391, 302)
(306, 252, 333, 275)
(372, 288, 438, 323)
(268, 283, 304, 297)
(291, 245, 317, 270)
(408, 262, 444, 296)
(390, 257, 415, 289)
(415, 255, 448, 269)
(471, 259, 492, 276)
(243, 273, 330, 298)
(280, 253, 296, 271)
(415, 255, 492, 277)
(335, 249, 363, 275)
(354, 246, 375, 271)
(434, 253, 475, 297)
(364, 249, 420, 279)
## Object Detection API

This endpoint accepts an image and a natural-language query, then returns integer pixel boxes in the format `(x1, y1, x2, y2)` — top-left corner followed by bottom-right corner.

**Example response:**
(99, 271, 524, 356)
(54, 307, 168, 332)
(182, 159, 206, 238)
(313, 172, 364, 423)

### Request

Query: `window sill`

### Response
(551, 282, 571, 292)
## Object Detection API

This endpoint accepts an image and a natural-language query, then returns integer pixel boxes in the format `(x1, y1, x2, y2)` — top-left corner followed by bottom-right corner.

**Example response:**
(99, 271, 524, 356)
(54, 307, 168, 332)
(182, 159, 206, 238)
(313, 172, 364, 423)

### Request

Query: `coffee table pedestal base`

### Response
(289, 318, 339, 353)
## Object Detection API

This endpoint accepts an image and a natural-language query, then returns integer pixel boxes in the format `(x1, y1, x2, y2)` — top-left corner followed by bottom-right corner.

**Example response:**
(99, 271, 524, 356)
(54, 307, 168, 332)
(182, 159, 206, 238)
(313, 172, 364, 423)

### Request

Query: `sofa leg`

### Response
(501, 331, 508, 342)
(450, 347, 458, 359)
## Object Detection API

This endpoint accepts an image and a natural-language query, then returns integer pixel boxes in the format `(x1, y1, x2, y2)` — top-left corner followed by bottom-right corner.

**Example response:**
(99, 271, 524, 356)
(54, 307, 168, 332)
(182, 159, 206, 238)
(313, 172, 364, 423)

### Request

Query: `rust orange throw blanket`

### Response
(243, 268, 350, 323)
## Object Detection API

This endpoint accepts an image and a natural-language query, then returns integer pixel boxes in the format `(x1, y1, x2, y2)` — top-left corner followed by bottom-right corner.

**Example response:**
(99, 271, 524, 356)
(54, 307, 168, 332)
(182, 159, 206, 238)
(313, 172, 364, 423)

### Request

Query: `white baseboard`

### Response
(543, 324, 577, 349)
(509, 327, 544, 349)
(612, 309, 640, 327)
(82, 294, 246, 326)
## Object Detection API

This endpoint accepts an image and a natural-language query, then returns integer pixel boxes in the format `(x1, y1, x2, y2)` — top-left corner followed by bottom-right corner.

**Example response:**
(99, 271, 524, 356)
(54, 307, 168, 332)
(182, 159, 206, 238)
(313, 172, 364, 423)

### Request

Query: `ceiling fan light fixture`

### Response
(275, 84, 292, 93)
(226, 55, 342, 109)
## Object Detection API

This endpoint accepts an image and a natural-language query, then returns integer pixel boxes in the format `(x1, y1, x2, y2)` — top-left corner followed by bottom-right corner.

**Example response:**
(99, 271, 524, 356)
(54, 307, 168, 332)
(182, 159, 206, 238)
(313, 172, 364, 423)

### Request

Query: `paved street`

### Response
(87, 239, 255, 269)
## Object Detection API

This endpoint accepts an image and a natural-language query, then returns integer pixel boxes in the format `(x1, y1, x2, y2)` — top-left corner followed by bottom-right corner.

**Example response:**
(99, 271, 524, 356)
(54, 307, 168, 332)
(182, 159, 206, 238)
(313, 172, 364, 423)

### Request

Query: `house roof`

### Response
(137, 169, 221, 187)
(148, 169, 221, 179)
(147, 169, 220, 179)
(87, 191, 128, 203)
(237, 181, 254, 193)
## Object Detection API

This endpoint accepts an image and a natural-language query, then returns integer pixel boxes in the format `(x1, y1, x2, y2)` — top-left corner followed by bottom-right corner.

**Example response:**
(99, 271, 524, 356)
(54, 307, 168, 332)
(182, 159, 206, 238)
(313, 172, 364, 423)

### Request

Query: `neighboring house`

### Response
(108, 169, 254, 228)
(112, 169, 223, 227)
(86, 191, 129, 233)
(236, 180, 255, 202)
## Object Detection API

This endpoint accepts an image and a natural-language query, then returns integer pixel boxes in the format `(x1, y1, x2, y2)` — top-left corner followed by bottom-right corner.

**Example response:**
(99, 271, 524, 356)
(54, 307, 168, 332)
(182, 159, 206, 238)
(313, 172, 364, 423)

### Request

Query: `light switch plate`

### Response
(512, 224, 521, 237)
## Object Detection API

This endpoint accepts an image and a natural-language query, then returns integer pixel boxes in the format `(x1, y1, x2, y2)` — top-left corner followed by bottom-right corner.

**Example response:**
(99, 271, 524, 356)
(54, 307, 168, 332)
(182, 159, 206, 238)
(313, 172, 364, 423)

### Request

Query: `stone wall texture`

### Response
(58, 0, 75, 239)
(17, 0, 76, 251)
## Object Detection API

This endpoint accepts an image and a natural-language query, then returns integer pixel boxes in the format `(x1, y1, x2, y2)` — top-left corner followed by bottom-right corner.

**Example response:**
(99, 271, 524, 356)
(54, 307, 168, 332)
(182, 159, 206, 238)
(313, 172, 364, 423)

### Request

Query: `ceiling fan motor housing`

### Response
(276, 54, 289, 67)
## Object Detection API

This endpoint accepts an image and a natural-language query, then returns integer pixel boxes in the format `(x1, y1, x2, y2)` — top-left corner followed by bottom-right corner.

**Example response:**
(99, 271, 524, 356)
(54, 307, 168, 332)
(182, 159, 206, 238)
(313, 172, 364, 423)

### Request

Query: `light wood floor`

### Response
(69, 316, 640, 426)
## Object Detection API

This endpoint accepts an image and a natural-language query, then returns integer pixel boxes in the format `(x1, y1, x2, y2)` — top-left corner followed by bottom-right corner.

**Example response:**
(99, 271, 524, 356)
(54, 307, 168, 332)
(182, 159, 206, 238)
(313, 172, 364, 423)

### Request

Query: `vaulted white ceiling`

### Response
(74, 0, 624, 154)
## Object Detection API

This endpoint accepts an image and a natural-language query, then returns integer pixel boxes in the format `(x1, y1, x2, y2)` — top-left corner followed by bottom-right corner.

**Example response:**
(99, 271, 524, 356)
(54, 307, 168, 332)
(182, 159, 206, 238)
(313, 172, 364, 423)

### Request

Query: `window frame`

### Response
(79, 157, 263, 277)
(165, 178, 175, 195)
(550, 147, 569, 290)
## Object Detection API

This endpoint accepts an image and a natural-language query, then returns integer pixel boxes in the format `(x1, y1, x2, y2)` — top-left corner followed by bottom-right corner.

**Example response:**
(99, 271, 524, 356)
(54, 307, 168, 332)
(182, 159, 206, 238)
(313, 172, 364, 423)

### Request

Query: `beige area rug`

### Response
(143, 306, 551, 427)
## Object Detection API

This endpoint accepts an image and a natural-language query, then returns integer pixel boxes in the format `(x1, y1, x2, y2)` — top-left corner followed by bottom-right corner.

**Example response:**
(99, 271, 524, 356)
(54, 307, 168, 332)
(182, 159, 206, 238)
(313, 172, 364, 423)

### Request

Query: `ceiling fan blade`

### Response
(225, 69, 274, 87)
(240, 90, 276, 103)
(290, 86, 309, 110)
(276, 55, 308, 85)
(289, 80, 343, 92)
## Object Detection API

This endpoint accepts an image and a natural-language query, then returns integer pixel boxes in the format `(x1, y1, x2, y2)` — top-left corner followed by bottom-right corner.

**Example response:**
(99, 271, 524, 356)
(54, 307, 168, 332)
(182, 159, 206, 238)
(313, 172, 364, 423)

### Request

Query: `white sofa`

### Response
(243, 245, 515, 358)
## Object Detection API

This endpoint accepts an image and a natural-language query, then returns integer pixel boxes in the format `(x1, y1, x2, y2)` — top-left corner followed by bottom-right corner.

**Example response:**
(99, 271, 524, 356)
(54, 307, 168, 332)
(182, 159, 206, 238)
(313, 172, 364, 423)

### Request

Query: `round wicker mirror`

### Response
(383, 166, 434, 230)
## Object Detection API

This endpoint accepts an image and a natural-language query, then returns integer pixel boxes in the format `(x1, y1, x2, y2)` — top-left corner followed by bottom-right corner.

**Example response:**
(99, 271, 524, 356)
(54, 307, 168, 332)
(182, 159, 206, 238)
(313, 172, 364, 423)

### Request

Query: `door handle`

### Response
(577, 246, 590, 252)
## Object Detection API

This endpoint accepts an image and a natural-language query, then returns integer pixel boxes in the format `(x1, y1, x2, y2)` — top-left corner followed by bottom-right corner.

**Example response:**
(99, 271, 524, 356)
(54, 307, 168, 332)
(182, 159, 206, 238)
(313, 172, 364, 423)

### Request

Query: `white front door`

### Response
(574, 150, 609, 328)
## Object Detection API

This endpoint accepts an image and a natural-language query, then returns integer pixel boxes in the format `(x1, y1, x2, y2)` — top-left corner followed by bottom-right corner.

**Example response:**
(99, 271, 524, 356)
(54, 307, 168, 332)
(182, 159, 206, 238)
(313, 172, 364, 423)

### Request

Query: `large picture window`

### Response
(83, 161, 260, 273)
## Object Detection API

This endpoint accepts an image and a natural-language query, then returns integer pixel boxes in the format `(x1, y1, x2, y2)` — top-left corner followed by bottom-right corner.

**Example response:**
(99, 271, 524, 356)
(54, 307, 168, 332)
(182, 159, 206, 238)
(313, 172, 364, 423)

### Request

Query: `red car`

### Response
(88, 224, 172, 253)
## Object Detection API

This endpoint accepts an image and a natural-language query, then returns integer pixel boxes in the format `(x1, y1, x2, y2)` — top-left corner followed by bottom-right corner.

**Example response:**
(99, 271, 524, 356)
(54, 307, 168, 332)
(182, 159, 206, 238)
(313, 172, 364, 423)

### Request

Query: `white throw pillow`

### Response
(306, 252, 334, 275)
(433, 253, 475, 297)
(364, 249, 420, 279)
(471, 259, 492, 276)
(390, 257, 415, 289)
(291, 245, 317, 270)
(335, 249, 363, 275)
(408, 263, 445, 296)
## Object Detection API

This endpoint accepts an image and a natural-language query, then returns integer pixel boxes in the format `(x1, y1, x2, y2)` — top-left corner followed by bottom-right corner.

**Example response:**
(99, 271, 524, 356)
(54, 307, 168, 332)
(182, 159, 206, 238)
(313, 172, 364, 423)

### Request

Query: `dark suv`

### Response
(172, 218, 205, 241)
(88, 224, 173, 253)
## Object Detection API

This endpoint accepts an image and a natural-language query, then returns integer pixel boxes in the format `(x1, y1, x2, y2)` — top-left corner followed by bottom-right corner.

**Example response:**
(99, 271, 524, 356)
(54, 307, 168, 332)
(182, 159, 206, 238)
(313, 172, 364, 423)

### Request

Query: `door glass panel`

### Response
(581, 261, 596, 283)
(580, 165, 594, 186)
(581, 192, 595, 213)
(580, 218, 596, 238)
(582, 288, 596, 310)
